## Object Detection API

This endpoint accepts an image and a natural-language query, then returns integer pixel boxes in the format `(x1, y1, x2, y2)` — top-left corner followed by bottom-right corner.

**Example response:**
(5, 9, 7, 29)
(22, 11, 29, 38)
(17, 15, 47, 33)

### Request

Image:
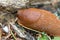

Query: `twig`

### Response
(0, 29, 2, 40)
(10, 22, 26, 38)
(10, 30, 16, 40)
(5, 34, 11, 40)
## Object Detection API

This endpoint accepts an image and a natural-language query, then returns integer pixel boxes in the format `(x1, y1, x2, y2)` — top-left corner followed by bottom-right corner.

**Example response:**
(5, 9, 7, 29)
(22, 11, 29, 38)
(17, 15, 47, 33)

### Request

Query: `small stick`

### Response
(0, 28, 2, 40)
(5, 34, 11, 40)
(10, 30, 16, 40)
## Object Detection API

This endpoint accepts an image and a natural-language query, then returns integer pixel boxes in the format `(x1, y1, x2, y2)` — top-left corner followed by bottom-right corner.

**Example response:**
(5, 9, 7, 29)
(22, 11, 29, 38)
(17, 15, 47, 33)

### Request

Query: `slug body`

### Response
(17, 8, 60, 36)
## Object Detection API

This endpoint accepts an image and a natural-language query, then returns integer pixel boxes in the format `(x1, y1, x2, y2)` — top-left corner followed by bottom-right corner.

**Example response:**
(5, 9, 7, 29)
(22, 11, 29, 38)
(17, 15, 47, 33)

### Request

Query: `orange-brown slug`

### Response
(17, 8, 60, 36)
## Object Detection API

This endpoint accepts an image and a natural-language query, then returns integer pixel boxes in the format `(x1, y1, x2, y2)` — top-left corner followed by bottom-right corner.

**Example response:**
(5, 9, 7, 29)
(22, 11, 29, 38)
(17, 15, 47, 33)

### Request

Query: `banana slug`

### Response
(17, 8, 60, 36)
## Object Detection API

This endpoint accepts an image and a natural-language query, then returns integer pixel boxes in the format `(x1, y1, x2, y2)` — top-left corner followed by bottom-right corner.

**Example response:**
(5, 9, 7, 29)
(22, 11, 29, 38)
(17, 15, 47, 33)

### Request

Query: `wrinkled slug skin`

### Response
(17, 8, 60, 36)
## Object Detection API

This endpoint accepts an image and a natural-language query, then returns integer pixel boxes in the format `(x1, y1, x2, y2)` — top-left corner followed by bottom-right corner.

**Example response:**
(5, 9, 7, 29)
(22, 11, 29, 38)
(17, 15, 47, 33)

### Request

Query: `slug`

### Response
(17, 8, 60, 36)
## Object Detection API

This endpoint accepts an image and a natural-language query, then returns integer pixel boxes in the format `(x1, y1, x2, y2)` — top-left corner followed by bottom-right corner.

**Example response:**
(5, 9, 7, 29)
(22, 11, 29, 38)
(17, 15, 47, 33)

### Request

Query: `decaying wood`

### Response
(0, 0, 29, 8)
